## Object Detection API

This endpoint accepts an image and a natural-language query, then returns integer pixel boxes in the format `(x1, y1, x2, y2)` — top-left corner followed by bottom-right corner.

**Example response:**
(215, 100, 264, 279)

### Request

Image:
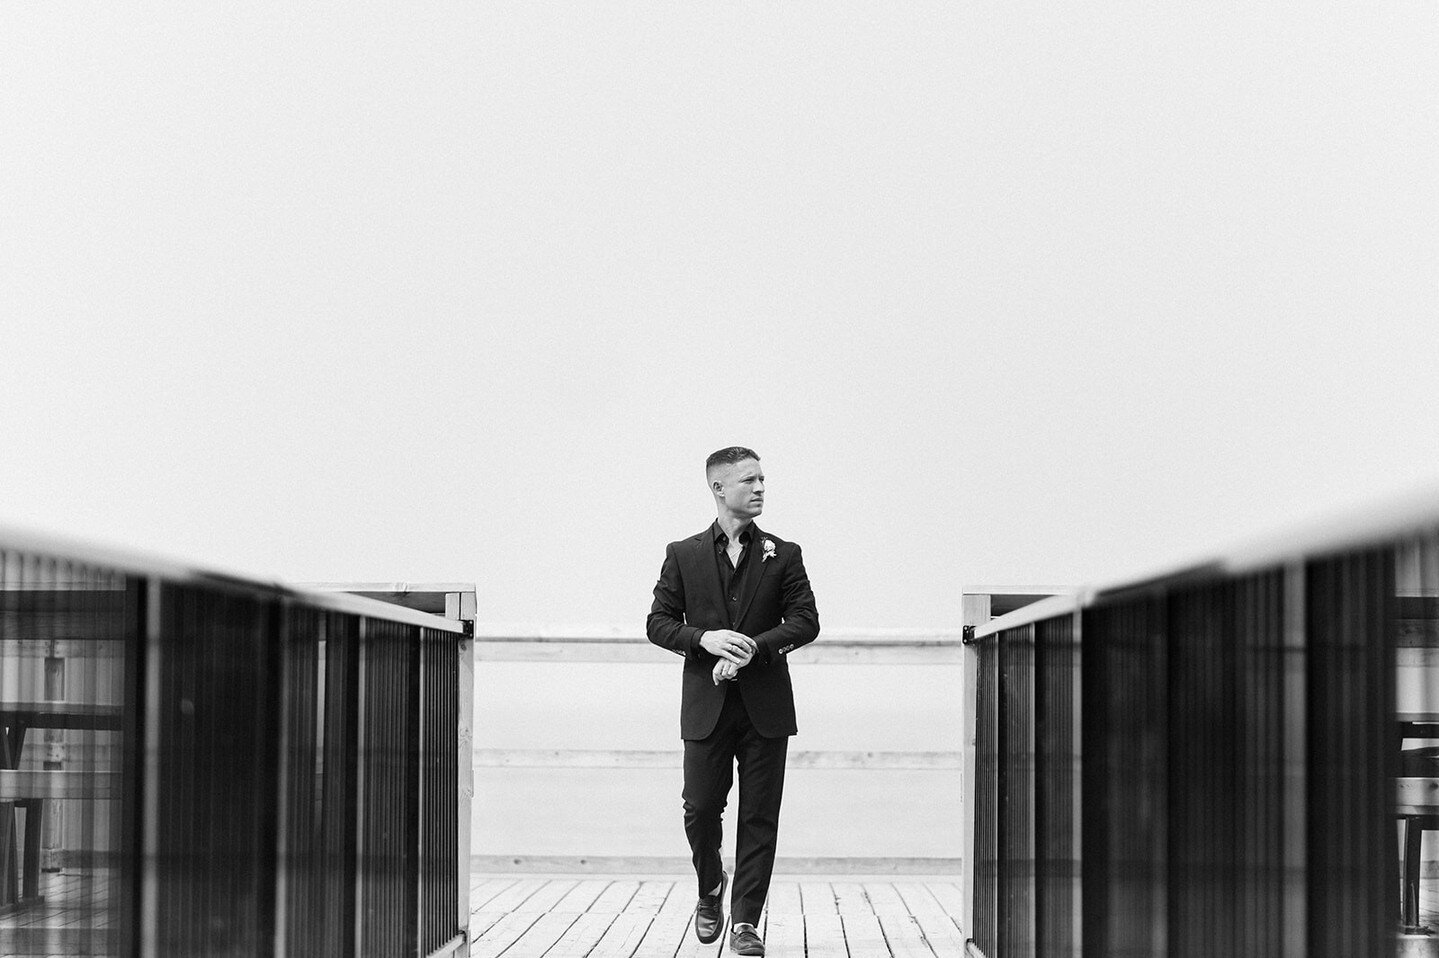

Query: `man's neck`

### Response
(716, 514, 753, 543)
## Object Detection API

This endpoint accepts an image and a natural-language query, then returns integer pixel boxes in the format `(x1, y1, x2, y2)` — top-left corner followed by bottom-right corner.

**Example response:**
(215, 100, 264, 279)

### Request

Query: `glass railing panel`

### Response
(0, 551, 132, 958)
(1395, 533, 1439, 950)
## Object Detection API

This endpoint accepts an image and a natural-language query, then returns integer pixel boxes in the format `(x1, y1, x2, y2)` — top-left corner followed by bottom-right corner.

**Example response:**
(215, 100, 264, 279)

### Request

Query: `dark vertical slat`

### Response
(281, 605, 322, 958)
(1183, 572, 1285, 958)
(1280, 562, 1309, 958)
(259, 600, 282, 957)
(418, 631, 461, 953)
(999, 624, 1035, 958)
(152, 586, 275, 958)
(1082, 596, 1168, 958)
(974, 632, 1000, 956)
(1305, 549, 1394, 958)
(406, 624, 421, 957)
(445, 637, 454, 946)
(1167, 582, 1239, 958)
(357, 617, 419, 958)
(118, 575, 145, 958)
(1243, 571, 1287, 958)
(406, 623, 418, 956)
(1162, 577, 1287, 958)
(324, 612, 359, 958)
(1035, 613, 1078, 958)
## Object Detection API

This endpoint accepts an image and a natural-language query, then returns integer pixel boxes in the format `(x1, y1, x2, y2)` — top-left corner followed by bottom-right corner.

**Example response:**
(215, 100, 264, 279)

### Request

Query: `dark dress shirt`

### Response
(713, 521, 760, 629)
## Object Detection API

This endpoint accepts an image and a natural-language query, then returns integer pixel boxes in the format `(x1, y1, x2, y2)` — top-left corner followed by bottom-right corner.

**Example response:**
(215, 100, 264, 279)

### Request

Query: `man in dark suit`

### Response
(647, 446, 820, 957)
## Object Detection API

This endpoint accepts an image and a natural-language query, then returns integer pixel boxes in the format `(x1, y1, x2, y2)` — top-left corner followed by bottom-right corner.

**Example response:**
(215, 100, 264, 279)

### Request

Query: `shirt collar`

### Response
(711, 520, 755, 548)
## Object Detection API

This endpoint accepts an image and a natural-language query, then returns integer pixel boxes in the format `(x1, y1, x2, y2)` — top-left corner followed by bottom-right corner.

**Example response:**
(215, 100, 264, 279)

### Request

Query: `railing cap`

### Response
(0, 522, 467, 634)
(298, 582, 477, 623)
(971, 593, 1084, 639)
(971, 482, 1439, 636)
(469, 624, 962, 645)
(1086, 480, 1439, 601)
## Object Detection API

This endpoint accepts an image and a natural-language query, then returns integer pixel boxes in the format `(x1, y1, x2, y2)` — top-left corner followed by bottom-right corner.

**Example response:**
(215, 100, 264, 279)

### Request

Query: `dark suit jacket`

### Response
(647, 523, 820, 740)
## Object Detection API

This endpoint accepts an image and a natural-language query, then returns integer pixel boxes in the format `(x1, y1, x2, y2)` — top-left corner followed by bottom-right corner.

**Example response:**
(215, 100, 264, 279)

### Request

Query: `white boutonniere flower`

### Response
(762, 539, 777, 562)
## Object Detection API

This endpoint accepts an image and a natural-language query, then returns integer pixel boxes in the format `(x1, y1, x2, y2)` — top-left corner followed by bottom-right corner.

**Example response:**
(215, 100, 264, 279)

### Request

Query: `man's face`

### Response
(713, 459, 765, 520)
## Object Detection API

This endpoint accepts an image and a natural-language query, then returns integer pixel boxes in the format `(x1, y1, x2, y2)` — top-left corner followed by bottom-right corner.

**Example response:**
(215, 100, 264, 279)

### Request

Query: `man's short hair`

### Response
(706, 446, 760, 475)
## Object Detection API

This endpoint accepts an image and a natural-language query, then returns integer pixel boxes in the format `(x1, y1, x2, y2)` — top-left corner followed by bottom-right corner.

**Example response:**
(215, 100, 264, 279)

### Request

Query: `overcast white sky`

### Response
(2, 3, 1437, 630)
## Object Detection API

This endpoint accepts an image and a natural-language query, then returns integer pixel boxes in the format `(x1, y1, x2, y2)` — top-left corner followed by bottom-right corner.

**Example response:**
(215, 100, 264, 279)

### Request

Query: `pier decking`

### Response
(468, 875, 969, 958)
(5, 872, 970, 957)
(0, 872, 112, 957)
(11, 869, 1439, 956)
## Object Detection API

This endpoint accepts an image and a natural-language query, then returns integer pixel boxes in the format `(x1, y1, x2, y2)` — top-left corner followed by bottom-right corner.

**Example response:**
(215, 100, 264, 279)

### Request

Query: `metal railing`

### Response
(963, 492, 1439, 957)
(467, 626, 969, 874)
(0, 528, 473, 958)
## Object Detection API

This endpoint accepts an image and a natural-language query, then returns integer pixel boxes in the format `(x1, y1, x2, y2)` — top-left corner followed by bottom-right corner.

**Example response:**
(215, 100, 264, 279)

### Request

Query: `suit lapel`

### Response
(734, 524, 774, 628)
(693, 525, 727, 620)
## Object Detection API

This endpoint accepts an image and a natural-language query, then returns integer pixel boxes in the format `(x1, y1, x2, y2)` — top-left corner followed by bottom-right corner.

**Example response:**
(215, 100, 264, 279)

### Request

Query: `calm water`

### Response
(472, 657, 965, 863)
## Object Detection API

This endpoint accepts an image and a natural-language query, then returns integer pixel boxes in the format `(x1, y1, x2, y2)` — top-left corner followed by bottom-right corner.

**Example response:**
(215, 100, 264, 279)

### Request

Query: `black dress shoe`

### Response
(730, 924, 764, 956)
(694, 871, 728, 944)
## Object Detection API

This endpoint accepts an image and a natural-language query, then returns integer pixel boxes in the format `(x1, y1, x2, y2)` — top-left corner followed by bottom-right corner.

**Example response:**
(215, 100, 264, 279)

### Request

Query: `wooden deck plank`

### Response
(655, 881, 695, 924)
(471, 878, 519, 912)
(766, 881, 803, 919)
(51, 901, 97, 930)
(804, 913, 848, 958)
(472, 910, 547, 958)
(633, 885, 692, 958)
(0, 926, 112, 955)
(674, 927, 726, 958)
(632, 910, 691, 958)
(671, 882, 725, 958)
(922, 883, 963, 921)
(517, 879, 581, 914)
(876, 915, 936, 958)
(913, 914, 967, 958)
(798, 881, 839, 916)
(892, 883, 947, 919)
(625, 880, 673, 917)
(860, 883, 910, 917)
(471, 908, 516, 940)
(587, 912, 657, 958)
(0, 871, 115, 946)
(554, 878, 611, 913)
(482, 877, 548, 913)
(764, 913, 805, 956)
(590, 880, 642, 914)
(545, 912, 615, 958)
(832, 882, 874, 920)
(842, 912, 891, 958)
(506, 911, 583, 958)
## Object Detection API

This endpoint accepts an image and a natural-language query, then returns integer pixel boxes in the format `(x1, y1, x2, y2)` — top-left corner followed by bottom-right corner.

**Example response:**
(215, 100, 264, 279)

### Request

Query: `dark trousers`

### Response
(682, 685, 789, 927)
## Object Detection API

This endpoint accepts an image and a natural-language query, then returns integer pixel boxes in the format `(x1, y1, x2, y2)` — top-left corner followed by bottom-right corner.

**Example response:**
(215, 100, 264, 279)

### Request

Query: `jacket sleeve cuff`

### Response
(751, 630, 776, 666)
